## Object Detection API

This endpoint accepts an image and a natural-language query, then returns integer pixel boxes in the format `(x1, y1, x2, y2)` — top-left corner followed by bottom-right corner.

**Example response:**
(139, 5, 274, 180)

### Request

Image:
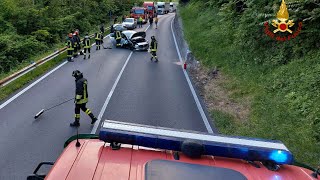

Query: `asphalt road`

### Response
(0, 14, 213, 179)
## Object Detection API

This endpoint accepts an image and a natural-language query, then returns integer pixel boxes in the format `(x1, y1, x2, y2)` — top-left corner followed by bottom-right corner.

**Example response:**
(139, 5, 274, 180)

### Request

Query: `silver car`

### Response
(122, 18, 137, 30)
(110, 30, 149, 51)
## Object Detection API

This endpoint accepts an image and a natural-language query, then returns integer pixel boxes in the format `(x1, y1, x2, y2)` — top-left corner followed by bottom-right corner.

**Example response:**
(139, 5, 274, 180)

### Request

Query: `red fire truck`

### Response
(143, 2, 156, 18)
(130, 7, 148, 23)
(27, 120, 320, 180)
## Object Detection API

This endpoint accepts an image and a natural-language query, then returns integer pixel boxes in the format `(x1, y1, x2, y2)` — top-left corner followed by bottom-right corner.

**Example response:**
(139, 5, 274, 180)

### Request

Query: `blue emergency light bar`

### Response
(99, 120, 294, 165)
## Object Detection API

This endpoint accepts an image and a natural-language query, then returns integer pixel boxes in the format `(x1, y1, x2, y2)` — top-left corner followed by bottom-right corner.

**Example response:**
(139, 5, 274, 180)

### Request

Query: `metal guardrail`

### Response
(0, 28, 110, 87)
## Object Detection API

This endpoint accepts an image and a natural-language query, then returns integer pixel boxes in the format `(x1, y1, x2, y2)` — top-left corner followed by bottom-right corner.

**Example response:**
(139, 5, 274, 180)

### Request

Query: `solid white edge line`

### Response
(91, 52, 134, 134)
(91, 25, 148, 133)
(2, 53, 61, 87)
(0, 35, 112, 109)
(0, 61, 68, 110)
(170, 16, 214, 133)
(144, 24, 151, 32)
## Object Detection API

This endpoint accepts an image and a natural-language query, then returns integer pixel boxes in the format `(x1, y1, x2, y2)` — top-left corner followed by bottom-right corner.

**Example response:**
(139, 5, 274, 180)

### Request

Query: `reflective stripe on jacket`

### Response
(75, 78, 88, 104)
(151, 40, 157, 52)
(95, 33, 101, 40)
(115, 31, 121, 40)
(83, 38, 91, 48)
(66, 39, 74, 50)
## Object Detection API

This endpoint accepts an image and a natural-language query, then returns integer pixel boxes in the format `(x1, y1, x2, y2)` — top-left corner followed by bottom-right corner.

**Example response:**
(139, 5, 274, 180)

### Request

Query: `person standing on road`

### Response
(73, 30, 80, 57)
(82, 33, 91, 59)
(154, 16, 158, 29)
(66, 33, 75, 62)
(150, 36, 158, 62)
(138, 16, 143, 28)
(115, 30, 122, 47)
(100, 24, 105, 36)
(95, 31, 102, 50)
(70, 70, 98, 127)
(149, 16, 153, 26)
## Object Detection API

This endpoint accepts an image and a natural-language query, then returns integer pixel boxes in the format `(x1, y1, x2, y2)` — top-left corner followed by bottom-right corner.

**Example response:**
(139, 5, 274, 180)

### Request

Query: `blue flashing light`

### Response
(99, 120, 294, 165)
(269, 150, 289, 163)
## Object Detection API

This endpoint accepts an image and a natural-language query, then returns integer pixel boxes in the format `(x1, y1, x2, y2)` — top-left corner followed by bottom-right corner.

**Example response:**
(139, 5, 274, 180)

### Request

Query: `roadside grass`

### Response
(0, 52, 67, 101)
(0, 28, 108, 102)
(0, 42, 65, 80)
(180, 3, 320, 166)
(0, 24, 107, 81)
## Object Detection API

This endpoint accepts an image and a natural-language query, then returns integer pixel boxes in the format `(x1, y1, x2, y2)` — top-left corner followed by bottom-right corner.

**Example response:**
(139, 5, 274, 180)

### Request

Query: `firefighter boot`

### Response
(88, 54, 90, 59)
(150, 57, 153, 61)
(70, 119, 80, 127)
(89, 113, 97, 124)
(155, 56, 158, 62)
(83, 54, 86, 60)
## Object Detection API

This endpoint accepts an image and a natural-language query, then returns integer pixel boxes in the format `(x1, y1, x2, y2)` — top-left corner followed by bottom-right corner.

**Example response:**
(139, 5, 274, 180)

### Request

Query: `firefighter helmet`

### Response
(72, 70, 83, 79)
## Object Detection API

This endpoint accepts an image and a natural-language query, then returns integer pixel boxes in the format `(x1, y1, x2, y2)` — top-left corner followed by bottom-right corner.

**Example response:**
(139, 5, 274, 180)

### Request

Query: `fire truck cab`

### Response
(27, 120, 320, 180)
(143, 2, 156, 18)
(130, 7, 148, 23)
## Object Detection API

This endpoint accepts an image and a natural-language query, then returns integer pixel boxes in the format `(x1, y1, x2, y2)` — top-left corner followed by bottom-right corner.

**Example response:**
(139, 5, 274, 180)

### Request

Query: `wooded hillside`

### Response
(180, 0, 320, 166)
(0, 0, 143, 75)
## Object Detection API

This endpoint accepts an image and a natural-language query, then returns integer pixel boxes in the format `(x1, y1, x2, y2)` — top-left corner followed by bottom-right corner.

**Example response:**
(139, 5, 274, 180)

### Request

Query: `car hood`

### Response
(131, 32, 146, 39)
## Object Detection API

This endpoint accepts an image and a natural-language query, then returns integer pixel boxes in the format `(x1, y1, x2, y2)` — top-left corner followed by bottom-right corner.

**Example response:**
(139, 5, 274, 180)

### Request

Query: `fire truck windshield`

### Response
(134, 9, 145, 14)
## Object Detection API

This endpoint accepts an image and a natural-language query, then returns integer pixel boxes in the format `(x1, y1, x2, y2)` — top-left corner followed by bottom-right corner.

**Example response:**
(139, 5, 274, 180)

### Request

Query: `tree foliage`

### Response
(180, 0, 320, 166)
(0, 0, 143, 74)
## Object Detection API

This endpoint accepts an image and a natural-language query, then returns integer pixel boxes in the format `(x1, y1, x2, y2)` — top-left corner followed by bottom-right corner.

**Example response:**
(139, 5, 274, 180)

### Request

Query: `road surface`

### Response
(0, 14, 214, 179)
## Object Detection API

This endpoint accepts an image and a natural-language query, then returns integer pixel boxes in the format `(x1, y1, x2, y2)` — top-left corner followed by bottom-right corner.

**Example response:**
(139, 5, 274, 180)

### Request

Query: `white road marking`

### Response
(0, 35, 111, 110)
(91, 52, 133, 134)
(1, 53, 61, 87)
(91, 25, 149, 133)
(144, 24, 151, 32)
(170, 16, 214, 133)
(0, 61, 68, 110)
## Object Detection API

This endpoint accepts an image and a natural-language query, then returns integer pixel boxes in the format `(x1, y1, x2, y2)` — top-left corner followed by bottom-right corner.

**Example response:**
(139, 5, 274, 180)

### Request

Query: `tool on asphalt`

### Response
(34, 98, 74, 119)
(184, 61, 187, 69)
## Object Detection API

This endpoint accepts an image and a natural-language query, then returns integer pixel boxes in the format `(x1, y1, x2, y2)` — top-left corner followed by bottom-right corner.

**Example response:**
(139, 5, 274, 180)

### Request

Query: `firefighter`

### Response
(115, 30, 122, 48)
(149, 16, 153, 26)
(155, 16, 158, 29)
(138, 16, 143, 28)
(82, 33, 91, 59)
(95, 31, 102, 50)
(150, 36, 158, 62)
(73, 30, 80, 57)
(70, 70, 97, 127)
(100, 24, 105, 35)
(66, 33, 75, 62)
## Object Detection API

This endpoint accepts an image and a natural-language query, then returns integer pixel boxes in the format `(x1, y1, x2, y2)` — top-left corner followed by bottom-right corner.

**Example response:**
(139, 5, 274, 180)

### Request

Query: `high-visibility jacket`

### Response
(115, 31, 121, 40)
(150, 40, 157, 52)
(75, 77, 88, 104)
(83, 38, 90, 49)
(66, 38, 74, 50)
(95, 33, 102, 40)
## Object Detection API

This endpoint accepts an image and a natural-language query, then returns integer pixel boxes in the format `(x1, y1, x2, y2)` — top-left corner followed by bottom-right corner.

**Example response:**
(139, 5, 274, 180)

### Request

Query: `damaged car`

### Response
(110, 30, 149, 51)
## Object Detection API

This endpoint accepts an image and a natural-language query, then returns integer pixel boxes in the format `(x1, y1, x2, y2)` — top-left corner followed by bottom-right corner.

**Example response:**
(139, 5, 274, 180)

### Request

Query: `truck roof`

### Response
(45, 139, 317, 180)
(143, 2, 154, 5)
